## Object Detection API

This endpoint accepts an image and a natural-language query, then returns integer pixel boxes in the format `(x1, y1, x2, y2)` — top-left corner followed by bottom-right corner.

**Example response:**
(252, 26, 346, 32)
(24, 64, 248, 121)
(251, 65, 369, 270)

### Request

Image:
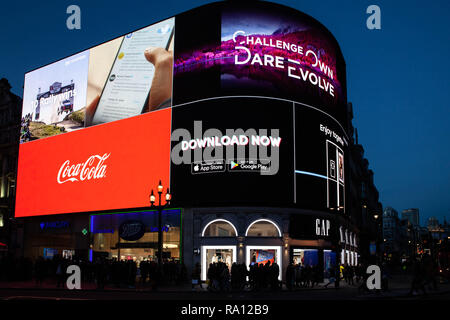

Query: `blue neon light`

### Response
(40, 221, 69, 230)
(295, 170, 328, 180)
(150, 226, 170, 232)
(92, 229, 114, 234)
(90, 209, 181, 236)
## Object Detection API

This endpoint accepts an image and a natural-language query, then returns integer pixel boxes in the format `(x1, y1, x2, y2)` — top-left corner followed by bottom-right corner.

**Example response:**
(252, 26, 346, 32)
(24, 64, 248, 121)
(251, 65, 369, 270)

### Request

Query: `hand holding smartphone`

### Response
(90, 18, 174, 126)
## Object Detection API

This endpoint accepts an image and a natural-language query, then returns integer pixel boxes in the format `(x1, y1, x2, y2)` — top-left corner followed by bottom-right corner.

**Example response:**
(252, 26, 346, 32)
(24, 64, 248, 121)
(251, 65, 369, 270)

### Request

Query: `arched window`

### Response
(245, 219, 281, 237)
(202, 219, 237, 237)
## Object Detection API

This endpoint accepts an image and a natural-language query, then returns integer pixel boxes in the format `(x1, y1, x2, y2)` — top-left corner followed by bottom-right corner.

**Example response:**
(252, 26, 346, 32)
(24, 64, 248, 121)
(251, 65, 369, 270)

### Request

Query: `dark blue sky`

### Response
(1, 0, 449, 225)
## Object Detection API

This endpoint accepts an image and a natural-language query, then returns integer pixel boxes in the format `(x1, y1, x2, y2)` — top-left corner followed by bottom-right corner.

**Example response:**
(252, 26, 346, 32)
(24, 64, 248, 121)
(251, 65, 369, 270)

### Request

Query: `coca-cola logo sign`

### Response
(57, 153, 110, 184)
(119, 220, 146, 241)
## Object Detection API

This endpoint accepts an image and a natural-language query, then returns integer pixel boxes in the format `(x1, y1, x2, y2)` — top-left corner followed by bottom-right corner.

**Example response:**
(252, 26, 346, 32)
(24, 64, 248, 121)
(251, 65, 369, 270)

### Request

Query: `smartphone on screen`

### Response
(329, 160, 336, 179)
(91, 18, 174, 126)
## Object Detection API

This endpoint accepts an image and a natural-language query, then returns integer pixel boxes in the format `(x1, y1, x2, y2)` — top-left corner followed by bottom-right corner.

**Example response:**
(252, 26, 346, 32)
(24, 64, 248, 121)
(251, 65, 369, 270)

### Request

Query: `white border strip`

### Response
(295, 170, 328, 180)
(172, 95, 349, 140)
(201, 219, 238, 237)
(245, 219, 282, 237)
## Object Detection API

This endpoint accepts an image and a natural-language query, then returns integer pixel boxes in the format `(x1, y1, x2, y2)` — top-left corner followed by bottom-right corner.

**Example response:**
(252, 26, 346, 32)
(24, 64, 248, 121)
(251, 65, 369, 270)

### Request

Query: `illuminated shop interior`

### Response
(90, 209, 182, 264)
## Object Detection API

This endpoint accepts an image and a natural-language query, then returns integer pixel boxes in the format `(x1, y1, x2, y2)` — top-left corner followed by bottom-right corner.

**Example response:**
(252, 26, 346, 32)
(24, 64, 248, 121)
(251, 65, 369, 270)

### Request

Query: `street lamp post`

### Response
(374, 214, 380, 263)
(149, 180, 171, 267)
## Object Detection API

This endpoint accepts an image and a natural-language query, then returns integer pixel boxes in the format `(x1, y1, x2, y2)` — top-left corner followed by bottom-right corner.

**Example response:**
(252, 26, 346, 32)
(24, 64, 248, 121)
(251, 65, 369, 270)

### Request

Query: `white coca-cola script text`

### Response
(57, 153, 110, 184)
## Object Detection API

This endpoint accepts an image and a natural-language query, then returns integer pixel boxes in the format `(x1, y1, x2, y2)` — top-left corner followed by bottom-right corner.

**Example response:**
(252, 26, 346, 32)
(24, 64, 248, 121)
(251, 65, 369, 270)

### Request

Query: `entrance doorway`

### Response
(201, 245, 236, 281)
(292, 248, 318, 266)
(245, 246, 282, 280)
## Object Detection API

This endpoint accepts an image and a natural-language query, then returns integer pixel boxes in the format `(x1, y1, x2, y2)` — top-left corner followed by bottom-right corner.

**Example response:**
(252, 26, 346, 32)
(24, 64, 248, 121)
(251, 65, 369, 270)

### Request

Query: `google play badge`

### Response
(230, 161, 239, 170)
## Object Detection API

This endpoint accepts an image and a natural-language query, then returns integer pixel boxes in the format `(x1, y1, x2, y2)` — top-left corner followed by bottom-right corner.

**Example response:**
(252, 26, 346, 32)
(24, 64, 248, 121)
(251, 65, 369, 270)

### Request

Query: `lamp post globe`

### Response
(149, 182, 171, 268)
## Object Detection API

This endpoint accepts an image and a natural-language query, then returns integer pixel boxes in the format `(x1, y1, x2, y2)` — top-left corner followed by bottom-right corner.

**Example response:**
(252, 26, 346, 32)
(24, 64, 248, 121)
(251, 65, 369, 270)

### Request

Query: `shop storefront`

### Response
(22, 214, 90, 260)
(246, 246, 282, 280)
(20, 207, 358, 284)
(338, 226, 359, 266)
(186, 208, 347, 281)
(287, 214, 338, 279)
(192, 211, 285, 281)
(90, 209, 182, 264)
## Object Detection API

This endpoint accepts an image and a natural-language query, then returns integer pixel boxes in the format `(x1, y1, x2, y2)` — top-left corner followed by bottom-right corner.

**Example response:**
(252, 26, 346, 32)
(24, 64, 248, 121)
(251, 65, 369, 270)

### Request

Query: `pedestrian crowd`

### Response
(0, 253, 443, 294)
(197, 260, 281, 292)
(407, 253, 439, 296)
(0, 254, 187, 290)
(285, 263, 323, 289)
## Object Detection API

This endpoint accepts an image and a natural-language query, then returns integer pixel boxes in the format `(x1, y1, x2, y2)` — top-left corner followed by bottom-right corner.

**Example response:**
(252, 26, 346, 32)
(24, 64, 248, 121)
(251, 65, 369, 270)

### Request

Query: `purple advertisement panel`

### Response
(220, 6, 343, 108)
(173, 2, 347, 128)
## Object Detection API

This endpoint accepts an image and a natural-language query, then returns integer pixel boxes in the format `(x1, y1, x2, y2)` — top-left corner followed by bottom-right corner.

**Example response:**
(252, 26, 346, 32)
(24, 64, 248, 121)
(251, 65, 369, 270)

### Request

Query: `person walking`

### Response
(324, 266, 336, 288)
(231, 263, 238, 290)
(348, 265, 354, 286)
(334, 264, 341, 289)
(95, 258, 106, 290)
(408, 258, 427, 296)
(55, 258, 66, 288)
(270, 261, 280, 291)
(34, 257, 45, 287)
(286, 262, 295, 291)
(191, 262, 203, 290)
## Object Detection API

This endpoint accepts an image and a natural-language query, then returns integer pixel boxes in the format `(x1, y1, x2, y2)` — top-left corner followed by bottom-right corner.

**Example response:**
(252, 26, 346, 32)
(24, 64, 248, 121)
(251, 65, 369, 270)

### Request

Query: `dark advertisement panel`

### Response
(294, 105, 347, 211)
(170, 97, 294, 207)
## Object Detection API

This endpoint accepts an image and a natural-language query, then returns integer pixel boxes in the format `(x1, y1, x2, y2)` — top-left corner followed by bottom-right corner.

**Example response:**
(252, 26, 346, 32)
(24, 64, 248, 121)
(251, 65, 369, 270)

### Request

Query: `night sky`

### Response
(1, 0, 449, 225)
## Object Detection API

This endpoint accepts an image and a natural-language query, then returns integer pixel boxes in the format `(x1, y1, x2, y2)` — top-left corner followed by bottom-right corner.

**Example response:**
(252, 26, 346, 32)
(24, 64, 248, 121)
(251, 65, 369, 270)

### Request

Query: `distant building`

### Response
(427, 216, 449, 241)
(347, 102, 383, 264)
(427, 217, 440, 231)
(402, 208, 420, 227)
(383, 207, 398, 244)
(0, 78, 22, 256)
(400, 209, 421, 257)
(382, 206, 408, 262)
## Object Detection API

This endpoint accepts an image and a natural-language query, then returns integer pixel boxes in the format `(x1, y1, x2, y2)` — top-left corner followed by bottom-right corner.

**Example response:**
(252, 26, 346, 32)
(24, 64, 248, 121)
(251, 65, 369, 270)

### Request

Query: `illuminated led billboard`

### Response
(20, 17, 174, 143)
(173, 3, 346, 125)
(16, 109, 172, 217)
(16, 1, 348, 217)
(22, 51, 89, 129)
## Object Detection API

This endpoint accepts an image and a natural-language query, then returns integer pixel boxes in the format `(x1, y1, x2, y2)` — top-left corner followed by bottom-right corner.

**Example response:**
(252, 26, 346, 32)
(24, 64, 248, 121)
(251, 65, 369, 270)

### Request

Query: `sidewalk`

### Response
(1, 275, 449, 299)
(0, 279, 193, 292)
(351, 274, 450, 299)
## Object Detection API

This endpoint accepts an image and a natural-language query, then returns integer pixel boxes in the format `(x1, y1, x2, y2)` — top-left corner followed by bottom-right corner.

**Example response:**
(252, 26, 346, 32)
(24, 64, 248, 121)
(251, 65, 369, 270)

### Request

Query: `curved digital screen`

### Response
(174, 2, 347, 125)
(170, 2, 348, 211)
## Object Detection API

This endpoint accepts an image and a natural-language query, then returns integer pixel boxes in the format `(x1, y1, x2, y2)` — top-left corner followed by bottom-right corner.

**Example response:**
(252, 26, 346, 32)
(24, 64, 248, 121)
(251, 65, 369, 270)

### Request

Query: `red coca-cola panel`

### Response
(15, 109, 172, 217)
